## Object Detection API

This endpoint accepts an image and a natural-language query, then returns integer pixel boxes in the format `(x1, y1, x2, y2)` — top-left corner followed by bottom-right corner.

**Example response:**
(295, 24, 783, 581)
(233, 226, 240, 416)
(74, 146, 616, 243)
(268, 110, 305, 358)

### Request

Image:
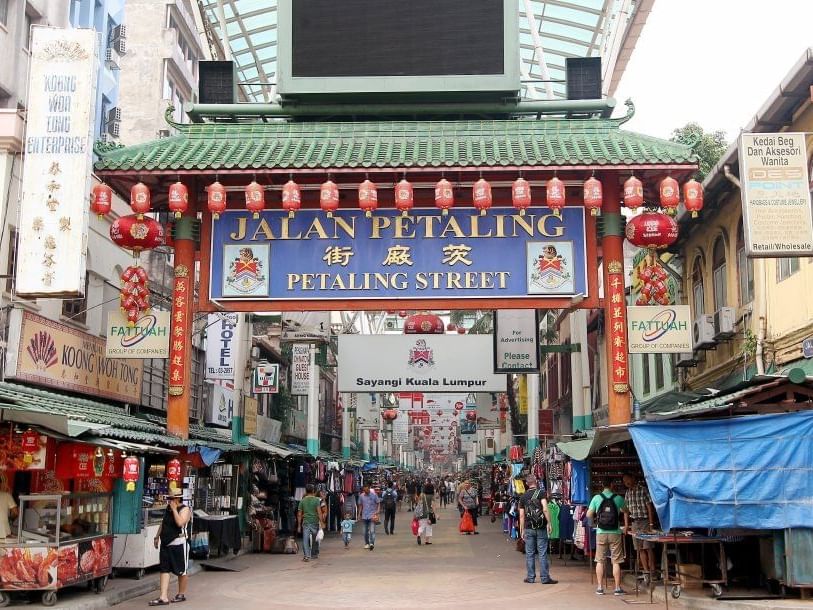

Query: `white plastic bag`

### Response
(315, 528, 324, 543)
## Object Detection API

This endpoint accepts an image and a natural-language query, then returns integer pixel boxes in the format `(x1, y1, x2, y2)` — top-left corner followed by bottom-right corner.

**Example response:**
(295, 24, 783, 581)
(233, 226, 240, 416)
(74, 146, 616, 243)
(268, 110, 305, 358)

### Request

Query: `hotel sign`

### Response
(627, 305, 692, 354)
(208, 208, 589, 306)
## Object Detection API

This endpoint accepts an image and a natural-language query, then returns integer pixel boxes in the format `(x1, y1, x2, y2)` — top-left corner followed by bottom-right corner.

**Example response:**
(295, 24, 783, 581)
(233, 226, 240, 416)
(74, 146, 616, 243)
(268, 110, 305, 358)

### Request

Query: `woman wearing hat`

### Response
(149, 487, 191, 606)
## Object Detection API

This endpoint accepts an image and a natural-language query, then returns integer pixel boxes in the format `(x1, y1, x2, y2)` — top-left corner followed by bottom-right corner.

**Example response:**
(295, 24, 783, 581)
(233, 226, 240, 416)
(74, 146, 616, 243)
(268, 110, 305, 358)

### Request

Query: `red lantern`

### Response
(320, 179, 339, 217)
(167, 458, 181, 483)
(382, 409, 398, 422)
(434, 178, 454, 215)
(546, 176, 566, 217)
(623, 175, 644, 210)
(446, 323, 457, 332)
(395, 179, 414, 216)
(359, 179, 378, 217)
(454, 401, 464, 412)
(123, 455, 140, 492)
(625, 211, 679, 249)
(207, 181, 226, 219)
(110, 215, 165, 253)
(398, 310, 408, 318)
(457, 326, 466, 334)
(683, 179, 704, 218)
(130, 182, 151, 218)
(282, 180, 301, 218)
(168, 181, 189, 219)
(511, 177, 532, 215)
(90, 183, 113, 218)
(472, 178, 492, 216)
(583, 177, 603, 216)
(403, 312, 444, 334)
(659, 176, 680, 215)
(465, 411, 477, 422)
(245, 181, 265, 219)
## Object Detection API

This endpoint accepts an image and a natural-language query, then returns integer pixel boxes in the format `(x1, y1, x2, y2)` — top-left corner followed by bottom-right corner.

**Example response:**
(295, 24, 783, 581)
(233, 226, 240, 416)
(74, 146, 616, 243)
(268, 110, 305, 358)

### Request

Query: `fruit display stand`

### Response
(0, 493, 113, 607)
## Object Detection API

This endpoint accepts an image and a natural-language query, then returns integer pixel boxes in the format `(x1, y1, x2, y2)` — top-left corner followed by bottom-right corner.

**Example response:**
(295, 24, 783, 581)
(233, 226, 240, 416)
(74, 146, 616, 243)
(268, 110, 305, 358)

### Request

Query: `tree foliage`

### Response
(670, 122, 727, 181)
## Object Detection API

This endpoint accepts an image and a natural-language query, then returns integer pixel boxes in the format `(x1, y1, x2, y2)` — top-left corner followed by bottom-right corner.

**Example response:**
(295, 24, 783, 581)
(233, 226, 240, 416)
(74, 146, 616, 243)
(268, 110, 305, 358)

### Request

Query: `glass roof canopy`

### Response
(198, 0, 644, 103)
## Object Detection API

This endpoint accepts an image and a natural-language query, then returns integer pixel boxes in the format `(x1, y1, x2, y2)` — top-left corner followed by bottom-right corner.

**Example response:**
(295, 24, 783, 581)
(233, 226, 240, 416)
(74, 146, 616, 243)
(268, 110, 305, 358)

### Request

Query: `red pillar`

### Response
(167, 205, 197, 439)
(601, 175, 631, 425)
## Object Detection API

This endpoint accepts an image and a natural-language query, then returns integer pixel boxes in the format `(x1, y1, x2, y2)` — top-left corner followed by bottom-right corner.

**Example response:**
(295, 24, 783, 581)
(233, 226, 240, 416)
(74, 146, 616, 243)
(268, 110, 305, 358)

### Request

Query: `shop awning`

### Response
(556, 425, 631, 460)
(248, 437, 296, 458)
(0, 407, 112, 437)
(91, 437, 178, 456)
(630, 410, 813, 531)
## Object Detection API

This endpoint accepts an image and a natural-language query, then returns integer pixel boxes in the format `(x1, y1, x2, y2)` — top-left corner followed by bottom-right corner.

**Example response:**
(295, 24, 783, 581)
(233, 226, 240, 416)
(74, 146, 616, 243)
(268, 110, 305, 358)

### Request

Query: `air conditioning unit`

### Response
(107, 107, 122, 123)
(157, 129, 171, 138)
(99, 132, 116, 143)
(713, 306, 736, 340)
(385, 320, 396, 330)
(111, 24, 127, 54)
(693, 315, 716, 350)
(106, 120, 120, 137)
(112, 24, 126, 40)
(675, 352, 698, 368)
(104, 47, 120, 70)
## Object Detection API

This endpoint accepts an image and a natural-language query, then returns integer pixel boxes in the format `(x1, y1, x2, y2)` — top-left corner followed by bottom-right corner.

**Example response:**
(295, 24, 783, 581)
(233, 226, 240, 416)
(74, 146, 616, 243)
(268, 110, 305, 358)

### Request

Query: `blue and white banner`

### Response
(209, 208, 588, 301)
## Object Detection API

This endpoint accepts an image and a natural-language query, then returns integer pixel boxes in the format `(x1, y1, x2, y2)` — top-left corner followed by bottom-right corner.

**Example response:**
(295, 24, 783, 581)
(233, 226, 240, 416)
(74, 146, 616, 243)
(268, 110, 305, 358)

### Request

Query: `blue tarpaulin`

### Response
(629, 410, 813, 531)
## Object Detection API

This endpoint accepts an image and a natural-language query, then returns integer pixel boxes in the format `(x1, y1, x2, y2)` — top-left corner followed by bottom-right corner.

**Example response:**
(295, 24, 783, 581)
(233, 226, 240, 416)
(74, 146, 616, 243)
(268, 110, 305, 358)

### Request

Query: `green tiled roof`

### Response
(95, 117, 695, 172)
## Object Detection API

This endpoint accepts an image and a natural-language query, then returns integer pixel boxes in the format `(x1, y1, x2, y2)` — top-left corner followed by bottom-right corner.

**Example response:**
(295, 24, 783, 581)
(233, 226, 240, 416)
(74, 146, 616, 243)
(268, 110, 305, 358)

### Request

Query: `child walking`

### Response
(340, 513, 355, 549)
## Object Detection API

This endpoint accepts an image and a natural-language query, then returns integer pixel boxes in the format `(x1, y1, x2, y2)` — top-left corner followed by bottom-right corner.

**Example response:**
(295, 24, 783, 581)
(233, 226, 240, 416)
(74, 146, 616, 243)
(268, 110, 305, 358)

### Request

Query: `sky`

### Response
(613, 0, 813, 143)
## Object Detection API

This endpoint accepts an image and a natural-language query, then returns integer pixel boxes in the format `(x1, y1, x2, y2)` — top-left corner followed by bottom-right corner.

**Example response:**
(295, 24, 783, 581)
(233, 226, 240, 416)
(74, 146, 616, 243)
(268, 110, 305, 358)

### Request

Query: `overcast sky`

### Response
(613, 0, 813, 143)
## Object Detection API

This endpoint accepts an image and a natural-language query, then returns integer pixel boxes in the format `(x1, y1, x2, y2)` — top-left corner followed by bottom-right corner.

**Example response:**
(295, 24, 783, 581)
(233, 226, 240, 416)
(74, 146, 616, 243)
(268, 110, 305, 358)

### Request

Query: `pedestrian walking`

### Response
(623, 473, 657, 582)
(519, 475, 558, 585)
(340, 512, 355, 549)
(406, 478, 417, 511)
(457, 480, 480, 534)
(382, 481, 398, 535)
(587, 481, 628, 596)
(422, 478, 435, 509)
(149, 488, 191, 606)
(414, 491, 433, 545)
(357, 484, 380, 551)
(297, 484, 325, 562)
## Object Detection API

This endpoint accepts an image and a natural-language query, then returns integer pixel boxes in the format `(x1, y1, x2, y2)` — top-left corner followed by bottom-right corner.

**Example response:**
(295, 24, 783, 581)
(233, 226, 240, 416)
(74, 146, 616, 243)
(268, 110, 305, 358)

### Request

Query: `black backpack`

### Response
(525, 490, 547, 529)
(596, 493, 620, 529)
(383, 489, 396, 509)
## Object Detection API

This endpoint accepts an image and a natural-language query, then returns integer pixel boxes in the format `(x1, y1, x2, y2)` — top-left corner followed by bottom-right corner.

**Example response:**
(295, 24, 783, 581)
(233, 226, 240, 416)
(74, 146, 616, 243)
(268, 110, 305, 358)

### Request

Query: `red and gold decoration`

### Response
(403, 312, 444, 334)
(320, 178, 340, 217)
(583, 176, 603, 216)
(472, 178, 492, 216)
(623, 175, 644, 210)
(122, 455, 140, 492)
(358, 178, 378, 217)
(168, 265, 190, 397)
(20, 429, 40, 466)
(207, 181, 227, 218)
(110, 215, 165, 253)
(605, 260, 629, 394)
(119, 265, 150, 327)
(167, 458, 182, 483)
(545, 176, 565, 217)
(434, 178, 454, 215)
(659, 176, 680, 215)
(511, 177, 532, 216)
(465, 410, 477, 422)
(457, 326, 466, 334)
(382, 409, 398, 422)
(130, 182, 151, 218)
(282, 179, 301, 218)
(635, 254, 672, 306)
(168, 181, 189, 219)
(244, 180, 265, 219)
(395, 178, 414, 216)
(683, 179, 704, 218)
(90, 183, 113, 219)
(625, 210, 678, 250)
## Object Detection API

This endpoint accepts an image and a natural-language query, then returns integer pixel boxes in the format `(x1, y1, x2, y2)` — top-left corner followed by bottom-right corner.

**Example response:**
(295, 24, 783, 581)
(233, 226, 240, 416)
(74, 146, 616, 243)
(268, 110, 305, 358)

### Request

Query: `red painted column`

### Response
(601, 175, 631, 425)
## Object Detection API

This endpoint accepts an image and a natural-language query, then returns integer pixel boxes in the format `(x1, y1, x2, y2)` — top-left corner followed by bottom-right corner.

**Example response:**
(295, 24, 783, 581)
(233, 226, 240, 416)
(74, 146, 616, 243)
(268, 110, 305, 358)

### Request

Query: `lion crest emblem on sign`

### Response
(226, 247, 266, 294)
(407, 339, 434, 371)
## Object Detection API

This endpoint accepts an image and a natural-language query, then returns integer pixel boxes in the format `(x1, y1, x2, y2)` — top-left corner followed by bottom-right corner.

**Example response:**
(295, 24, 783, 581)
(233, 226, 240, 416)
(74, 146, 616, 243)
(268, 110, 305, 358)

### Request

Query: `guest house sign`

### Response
(204, 208, 594, 311)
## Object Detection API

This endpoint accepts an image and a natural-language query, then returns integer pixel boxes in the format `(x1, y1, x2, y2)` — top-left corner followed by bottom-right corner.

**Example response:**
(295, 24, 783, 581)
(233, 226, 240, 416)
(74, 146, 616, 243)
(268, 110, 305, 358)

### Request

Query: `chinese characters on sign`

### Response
(168, 265, 190, 396)
(606, 260, 629, 393)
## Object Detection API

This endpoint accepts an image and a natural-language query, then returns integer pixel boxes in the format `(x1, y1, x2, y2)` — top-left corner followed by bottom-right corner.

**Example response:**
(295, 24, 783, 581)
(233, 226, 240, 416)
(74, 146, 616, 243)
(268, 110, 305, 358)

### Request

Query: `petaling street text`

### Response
(229, 212, 567, 241)
(287, 271, 511, 291)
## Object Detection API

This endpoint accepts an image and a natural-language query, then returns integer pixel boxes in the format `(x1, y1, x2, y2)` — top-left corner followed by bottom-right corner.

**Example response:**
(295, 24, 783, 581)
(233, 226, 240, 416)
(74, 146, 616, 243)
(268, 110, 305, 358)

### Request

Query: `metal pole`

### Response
(306, 344, 320, 457)
(526, 374, 540, 453)
(341, 392, 351, 459)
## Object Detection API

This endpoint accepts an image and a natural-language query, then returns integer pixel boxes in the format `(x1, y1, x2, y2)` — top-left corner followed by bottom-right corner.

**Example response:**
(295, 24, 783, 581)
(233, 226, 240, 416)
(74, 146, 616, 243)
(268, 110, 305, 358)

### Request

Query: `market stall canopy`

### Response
(248, 437, 298, 458)
(630, 410, 813, 531)
(91, 437, 178, 456)
(556, 425, 630, 460)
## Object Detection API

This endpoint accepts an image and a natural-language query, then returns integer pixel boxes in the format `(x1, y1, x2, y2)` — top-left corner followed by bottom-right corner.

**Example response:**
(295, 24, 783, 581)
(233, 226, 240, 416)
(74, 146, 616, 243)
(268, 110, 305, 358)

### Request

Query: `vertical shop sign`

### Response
(291, 344, 311, 395)
(606, 260, 630, 393)
(392, 410, 409, 445)
(243, 397, 258, 435)
(518, 375, 528, 415)
(16, 27, 97, 297)
(205, 381, 234, 426)
(168, 265, 190, 396)
(206, 313, 240, 379)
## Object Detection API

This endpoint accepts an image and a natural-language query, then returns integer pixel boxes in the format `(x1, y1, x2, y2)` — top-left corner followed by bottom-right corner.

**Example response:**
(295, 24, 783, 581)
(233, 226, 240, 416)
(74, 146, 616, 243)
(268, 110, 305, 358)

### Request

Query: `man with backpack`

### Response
(518, 475, 558, 585)
(382, 481, 398, 535)
(587, 481, 628, 596)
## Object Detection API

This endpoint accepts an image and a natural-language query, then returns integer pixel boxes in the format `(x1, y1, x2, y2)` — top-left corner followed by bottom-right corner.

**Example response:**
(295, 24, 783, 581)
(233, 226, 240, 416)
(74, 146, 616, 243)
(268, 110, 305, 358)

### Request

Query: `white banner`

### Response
(16, 27, 97, 297)
(627, 305, 692, 353)
(392, 410, 409, 445)
(351, 392, 380, 429)
(739, 132, 813, 257)
(338, 335, 504, 392)
(253, 363, 279, 394)
(205, 381, 234, 426)
(291, 343, 311, 395)
(206, 313, 240, 379)
(105, 311, 170, 358)
(493, 309, 539, 372)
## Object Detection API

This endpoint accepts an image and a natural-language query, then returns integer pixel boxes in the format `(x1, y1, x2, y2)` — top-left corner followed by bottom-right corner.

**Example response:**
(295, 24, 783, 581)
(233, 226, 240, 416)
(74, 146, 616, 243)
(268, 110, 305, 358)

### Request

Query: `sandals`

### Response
(148, 600, 170, 607)
(171, 595, 186, 604)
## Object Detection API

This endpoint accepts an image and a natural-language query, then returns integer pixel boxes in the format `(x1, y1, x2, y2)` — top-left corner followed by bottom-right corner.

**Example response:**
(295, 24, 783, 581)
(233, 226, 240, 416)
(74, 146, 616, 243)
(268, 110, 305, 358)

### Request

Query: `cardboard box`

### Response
(679, 563, 704, 589)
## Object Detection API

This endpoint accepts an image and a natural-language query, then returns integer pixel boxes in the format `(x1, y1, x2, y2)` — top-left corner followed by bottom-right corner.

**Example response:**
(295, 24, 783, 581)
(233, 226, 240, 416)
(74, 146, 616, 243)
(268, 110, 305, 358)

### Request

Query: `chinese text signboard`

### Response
(168, 265, 191, 396)
(739, 133, 813, 257)
(605, 261, 629, 393)
(208, 208, 589, 304)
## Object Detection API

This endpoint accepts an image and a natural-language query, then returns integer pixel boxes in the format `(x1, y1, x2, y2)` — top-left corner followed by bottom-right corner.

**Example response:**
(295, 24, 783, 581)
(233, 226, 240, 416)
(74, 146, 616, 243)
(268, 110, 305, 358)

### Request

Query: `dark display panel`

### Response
(291, 0, 505, 78)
